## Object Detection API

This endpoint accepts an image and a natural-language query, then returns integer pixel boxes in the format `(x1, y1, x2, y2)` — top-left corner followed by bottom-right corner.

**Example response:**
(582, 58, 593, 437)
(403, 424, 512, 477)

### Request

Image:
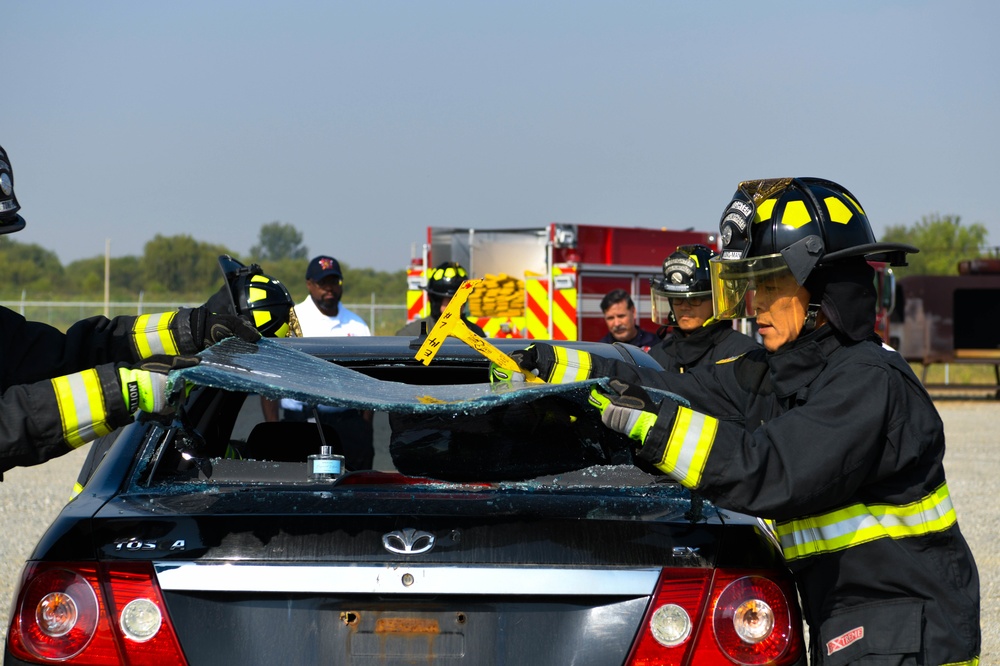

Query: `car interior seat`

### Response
(241, 421, 344, 462)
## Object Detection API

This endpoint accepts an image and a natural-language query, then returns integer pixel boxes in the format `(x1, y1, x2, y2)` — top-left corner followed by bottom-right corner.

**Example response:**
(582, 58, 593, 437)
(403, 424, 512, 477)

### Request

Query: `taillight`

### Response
(102, 562, 187, 665)
(16, 567, 103, 661)
(710, 575, 795, 665)
(626, 568, 804, 666)
(7, 562, 188, 666)
(626, 569, 712, 665)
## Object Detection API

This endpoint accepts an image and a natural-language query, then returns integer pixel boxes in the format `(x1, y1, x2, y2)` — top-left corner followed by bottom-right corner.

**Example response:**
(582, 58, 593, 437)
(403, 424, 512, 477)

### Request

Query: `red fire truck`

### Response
(406, 223, 718, 341)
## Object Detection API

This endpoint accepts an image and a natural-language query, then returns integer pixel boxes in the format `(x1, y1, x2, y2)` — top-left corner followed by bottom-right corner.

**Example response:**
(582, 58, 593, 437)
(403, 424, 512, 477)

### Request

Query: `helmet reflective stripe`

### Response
(234, 270, 293, 338)
(824, 196, 856, 223)
(549, 347, 592, 383)
(775, 483, 957, 562)
(755, 193, 860, 229)
(427, 262, 470, 298)
(432, 266, 464, 281)
(52, 369, 113, 448)
(649, 406, 717, 488)
(252, 309, 272, 327)
(250, 307, 291, 338)
(132, 312, 180, 357)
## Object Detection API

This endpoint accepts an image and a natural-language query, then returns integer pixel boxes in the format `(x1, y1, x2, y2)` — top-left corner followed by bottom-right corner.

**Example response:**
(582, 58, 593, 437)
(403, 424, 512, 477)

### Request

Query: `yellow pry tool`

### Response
(415, 278, 546, 384)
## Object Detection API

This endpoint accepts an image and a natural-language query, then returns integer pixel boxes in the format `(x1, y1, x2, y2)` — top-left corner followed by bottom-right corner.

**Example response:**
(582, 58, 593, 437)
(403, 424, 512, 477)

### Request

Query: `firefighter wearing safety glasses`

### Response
(505, 178, 980, 665)
(0, 145, 264, 479)
(648, 244, 760, 373)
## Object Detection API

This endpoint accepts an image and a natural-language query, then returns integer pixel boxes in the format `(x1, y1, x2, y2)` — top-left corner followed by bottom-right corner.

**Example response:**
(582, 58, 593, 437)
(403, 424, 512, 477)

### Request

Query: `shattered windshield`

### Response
(148, 338, 680, 488)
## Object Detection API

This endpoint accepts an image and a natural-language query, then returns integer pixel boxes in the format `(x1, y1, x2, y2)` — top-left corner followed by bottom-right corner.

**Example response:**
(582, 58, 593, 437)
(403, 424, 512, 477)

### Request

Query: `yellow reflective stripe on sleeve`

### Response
(940, 658, 978, 666)
(132, 312, 180, 357)
(776, 483, 958, 562)
(651, 406, 717, 488)
(550, 347, 592, 383)
(52, 369, 113, 449)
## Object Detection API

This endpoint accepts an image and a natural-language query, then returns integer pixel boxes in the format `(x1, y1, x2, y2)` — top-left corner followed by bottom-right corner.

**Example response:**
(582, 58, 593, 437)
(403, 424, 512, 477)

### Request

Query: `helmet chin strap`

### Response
(801, 301, 823, 334)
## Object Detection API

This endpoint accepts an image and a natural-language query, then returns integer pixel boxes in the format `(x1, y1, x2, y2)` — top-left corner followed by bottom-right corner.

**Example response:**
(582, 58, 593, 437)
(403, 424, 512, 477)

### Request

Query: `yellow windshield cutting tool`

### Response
(415, 279, 546, 384)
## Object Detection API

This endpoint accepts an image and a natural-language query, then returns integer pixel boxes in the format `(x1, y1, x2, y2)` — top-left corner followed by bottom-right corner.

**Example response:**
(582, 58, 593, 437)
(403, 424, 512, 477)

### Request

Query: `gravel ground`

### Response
(1, 401, 996, 663)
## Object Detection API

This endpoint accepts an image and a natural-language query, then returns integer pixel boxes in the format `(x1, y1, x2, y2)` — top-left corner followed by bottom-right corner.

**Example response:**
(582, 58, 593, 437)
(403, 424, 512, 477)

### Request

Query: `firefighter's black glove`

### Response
(118, 355, 200, 414)
(187, 305, 261, 350)
(588, 378, 661, 443)
(496, 344, 594, 384)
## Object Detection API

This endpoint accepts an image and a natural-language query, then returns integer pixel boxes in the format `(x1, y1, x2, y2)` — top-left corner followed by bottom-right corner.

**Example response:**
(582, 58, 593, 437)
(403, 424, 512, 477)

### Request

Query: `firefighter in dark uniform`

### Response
(506, 178, 981, 665)
(71, 254, 295, 495)
(396, 261, 485, 337)
(648, 244, 760, 372)
(0, 145, 262, 479)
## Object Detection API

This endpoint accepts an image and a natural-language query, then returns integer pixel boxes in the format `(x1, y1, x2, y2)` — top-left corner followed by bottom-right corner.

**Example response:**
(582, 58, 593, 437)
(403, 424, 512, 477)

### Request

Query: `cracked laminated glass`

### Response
(143, 338, 686, 489)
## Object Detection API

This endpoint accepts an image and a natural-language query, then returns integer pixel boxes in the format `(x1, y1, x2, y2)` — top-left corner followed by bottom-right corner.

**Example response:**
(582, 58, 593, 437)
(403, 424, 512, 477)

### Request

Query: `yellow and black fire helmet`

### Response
(711, 178, 917, 320)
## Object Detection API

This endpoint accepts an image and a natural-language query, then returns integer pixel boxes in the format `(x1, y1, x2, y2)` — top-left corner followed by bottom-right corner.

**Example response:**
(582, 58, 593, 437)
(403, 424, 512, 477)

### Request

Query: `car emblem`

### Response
(382, 528, 435, 555)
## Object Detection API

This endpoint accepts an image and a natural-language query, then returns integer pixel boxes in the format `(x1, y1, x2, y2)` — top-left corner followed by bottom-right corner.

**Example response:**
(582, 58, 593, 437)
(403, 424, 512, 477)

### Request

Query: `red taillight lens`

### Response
(19, 568, 98, 659)
(626, 568, 804, 666)
(625, 569, 712, 666)
(101, 561, 187, 665)
(11, 564, 121, 664)
(7, 562, 188, 666)
(712, 576, 793, 665)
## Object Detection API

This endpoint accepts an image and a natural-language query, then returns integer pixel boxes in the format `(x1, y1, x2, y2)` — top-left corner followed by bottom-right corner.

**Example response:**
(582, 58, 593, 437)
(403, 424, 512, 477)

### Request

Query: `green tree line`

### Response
(2, 215, 993, 304)
(0, 222, 408, 306)
(881, 214, 995, 277)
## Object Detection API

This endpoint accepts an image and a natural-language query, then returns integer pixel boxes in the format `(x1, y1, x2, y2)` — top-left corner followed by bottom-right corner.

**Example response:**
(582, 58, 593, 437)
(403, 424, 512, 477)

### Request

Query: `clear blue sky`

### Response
(6, 1, 998, 272)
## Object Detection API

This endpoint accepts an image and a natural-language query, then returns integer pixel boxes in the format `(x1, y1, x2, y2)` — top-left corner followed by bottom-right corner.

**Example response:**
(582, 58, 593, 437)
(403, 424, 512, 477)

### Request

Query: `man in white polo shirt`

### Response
(267, 255, 374, 469)
(294, 255, 371, 336)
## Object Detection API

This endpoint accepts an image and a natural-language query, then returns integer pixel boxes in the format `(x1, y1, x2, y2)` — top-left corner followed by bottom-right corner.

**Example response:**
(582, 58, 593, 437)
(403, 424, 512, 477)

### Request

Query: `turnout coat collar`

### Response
(766, 325, 843, 399)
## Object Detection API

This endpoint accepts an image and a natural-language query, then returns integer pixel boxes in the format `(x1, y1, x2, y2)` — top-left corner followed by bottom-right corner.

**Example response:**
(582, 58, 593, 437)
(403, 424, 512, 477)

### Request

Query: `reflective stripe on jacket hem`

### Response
(776, 482, 957, 562)
(650, 406, 717, 488)
(52, 369, 114, 448)
(132, 312, 180, 357)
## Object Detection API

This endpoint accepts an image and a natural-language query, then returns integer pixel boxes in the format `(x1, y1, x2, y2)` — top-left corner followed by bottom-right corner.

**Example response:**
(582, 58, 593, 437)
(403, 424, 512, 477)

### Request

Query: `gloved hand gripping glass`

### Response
(118, 355, 201, 414)
(489, 344, 595, 384)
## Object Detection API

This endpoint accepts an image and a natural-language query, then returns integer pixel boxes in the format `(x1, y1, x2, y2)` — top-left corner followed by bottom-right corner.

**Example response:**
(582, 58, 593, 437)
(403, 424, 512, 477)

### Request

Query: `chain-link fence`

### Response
(0, 298, 410, 337)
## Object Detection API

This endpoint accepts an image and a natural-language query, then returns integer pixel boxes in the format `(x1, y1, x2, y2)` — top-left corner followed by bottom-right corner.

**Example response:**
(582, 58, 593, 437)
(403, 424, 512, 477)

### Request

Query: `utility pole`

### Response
(104, 239, 111, 318)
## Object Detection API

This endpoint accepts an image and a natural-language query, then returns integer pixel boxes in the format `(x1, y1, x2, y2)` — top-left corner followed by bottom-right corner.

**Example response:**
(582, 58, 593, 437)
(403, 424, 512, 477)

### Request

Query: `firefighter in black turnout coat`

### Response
(648, 244, 760, 372)
(0, 145, 261, 479)
(508, 178, 981, 665)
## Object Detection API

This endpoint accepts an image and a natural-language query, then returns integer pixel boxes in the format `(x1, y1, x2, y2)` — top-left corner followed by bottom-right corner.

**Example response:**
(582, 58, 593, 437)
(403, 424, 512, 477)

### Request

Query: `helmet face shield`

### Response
(710, 253, 795, 320)
(650, 286, 713, 325)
